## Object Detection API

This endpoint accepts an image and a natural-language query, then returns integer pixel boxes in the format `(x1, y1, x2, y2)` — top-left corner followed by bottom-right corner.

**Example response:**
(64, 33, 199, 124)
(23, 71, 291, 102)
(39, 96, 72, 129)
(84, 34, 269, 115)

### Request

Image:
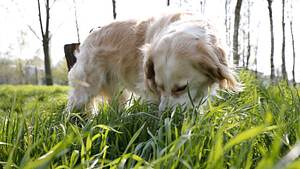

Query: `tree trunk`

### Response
(35, 66, 39, 84)
(267, 0, 275, 80)
(43, 38, 53, 85)
(167, 0, 170, 6)
(233, 0, 243, 66)
(246, 0, 251, 69)
(246, 32, 250, 68)
(112, 0, 117, 19)
(242, 30, 246, 67)
(289, 0, 296, 85)
(290, 20, 296, 85)
(73, 0, 80, 43)
(254, 42, 258, 76)
(38, 0, 53, 85)
(225, 0, 232, 62)
(281, 0, 287, 79)
(200, 0, 206, 14)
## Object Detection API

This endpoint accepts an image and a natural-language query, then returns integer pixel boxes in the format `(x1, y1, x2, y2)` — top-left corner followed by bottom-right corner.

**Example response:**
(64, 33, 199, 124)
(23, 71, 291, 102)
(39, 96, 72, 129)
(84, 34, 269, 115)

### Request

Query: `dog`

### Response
(67, 12, 240, 113)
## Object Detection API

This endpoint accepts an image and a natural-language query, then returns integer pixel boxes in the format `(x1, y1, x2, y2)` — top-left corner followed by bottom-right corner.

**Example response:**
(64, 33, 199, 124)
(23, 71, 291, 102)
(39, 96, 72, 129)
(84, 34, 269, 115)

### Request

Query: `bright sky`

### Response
(0, 0, 299, 82)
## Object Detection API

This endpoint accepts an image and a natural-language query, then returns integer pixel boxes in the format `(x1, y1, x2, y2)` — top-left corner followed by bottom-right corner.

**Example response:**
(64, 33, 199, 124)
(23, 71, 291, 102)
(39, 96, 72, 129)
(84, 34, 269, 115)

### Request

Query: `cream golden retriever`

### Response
(67, 12, 240, 113)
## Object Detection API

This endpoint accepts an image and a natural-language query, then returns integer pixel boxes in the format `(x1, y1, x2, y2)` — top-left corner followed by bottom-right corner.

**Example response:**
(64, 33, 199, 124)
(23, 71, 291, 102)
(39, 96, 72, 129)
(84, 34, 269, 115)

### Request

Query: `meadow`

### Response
(0, 71, 299, 169)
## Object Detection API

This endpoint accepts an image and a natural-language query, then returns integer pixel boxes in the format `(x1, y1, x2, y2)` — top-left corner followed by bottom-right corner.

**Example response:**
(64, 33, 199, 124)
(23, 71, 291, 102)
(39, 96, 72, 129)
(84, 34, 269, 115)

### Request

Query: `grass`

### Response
(0, 70, 300, 169)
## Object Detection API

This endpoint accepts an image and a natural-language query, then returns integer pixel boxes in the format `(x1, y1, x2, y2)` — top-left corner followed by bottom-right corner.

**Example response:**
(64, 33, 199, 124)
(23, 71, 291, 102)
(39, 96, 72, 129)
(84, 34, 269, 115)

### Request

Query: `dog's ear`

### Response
(141, 44, 158, 94)
(144, 58, 159, 94)
(196, 43, 241, 91)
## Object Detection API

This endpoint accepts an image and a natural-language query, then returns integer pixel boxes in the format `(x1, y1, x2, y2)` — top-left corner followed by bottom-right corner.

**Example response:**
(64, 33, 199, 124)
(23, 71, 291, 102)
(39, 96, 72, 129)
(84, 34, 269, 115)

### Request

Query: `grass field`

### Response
(0, 70, 300, 169)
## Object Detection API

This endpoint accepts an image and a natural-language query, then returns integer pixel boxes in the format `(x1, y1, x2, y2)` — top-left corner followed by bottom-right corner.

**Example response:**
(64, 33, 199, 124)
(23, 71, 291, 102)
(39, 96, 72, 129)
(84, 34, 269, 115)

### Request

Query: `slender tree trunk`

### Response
(38, 0, 53, 85)
(281, 0, 287, 79)
(289, 0, 296, 85)
(246, 0, 251, 69)
(35, 66, 39, 84)
(267, 0, 275, 80)
(225, 0, 232, 62)
(254, 43, 258, 75)
(233, 0, 243, 66)
(112, 0, 117, 19)
(242, 30, 246, 67)
(43, 38, 53, 85)
(290, 20, 296, 85)
(225, 0, 229, 45)
(167, 0, 170, 6)
(73, 0, 80, 43)
(200, 0, 206, 14)
(246, 32, 251, 68)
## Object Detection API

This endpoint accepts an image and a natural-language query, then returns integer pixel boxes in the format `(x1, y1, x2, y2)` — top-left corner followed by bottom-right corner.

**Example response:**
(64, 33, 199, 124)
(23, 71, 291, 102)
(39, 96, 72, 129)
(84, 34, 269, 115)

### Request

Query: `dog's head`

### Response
(142, 21, 240, 111)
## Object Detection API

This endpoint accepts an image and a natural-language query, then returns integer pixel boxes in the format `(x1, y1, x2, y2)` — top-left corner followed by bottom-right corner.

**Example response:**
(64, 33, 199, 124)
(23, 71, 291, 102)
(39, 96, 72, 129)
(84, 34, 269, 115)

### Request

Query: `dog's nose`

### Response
(158, 103, 165, 112)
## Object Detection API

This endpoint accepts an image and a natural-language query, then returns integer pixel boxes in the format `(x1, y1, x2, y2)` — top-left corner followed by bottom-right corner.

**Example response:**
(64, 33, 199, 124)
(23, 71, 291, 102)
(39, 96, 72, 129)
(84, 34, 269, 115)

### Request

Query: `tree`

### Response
(224, 0, 232, 62)
(112, 0, 116, 19)
(267, 0, 275, 80)
(289, 0, 296, 85)
(37, 0, 54, 85)
(167, 0, 170, 6)
(200, 0, 206, 14)
(0, 58, 14, 84)
(246, 0, 251, 69)
(281, 0, 287, 79)
(241, 29, 246, 67)
(73, 0, 80, 43)
(233, 0, 243, 66)
(240, 0, 251, 68)
(290, 22, 295, 85)
(253, 37, 259, 76)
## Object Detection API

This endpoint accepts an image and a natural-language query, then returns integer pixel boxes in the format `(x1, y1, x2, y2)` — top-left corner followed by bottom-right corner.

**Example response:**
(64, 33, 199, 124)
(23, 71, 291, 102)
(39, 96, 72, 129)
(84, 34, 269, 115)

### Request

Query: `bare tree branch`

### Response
(112, 0, 117, 19)
(73, 0, 80, 43)
(50, 0, 58, 10)
(37, 0, 45, 37)
(27, 25, 42, 41)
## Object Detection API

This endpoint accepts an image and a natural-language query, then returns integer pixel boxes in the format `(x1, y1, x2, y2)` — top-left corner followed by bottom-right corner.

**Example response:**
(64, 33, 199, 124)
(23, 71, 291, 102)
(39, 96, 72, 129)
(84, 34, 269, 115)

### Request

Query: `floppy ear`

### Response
(141, 44, 158, 94)
(197, 44, 241, 91)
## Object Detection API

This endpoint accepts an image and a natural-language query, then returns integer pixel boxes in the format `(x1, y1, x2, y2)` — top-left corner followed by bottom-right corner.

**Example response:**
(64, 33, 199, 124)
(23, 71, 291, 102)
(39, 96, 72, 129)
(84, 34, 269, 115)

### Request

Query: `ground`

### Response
(0, 70, 300, 169)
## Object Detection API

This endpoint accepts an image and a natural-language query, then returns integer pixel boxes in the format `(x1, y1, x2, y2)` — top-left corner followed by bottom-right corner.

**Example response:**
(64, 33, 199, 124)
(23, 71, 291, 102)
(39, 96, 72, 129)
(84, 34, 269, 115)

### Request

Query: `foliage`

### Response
(0, 57, 68, 85)
(0, 70, 299, 169)
(52, 59, 68, 85)
(0, 58, 16, 84)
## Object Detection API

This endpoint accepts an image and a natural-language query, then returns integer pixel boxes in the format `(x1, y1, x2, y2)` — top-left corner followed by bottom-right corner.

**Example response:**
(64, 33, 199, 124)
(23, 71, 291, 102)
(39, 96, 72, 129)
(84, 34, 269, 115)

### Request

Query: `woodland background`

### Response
(0, 0, 298, 85)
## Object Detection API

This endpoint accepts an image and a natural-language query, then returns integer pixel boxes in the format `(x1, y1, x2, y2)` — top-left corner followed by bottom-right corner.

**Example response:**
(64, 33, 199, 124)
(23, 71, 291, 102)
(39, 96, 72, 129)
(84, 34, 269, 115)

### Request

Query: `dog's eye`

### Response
(172, 84, 187, 94)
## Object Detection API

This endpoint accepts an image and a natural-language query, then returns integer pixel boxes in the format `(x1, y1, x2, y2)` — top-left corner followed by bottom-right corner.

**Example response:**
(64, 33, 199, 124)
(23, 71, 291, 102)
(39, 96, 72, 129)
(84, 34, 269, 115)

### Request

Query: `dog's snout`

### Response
(159, 96, 169, 112)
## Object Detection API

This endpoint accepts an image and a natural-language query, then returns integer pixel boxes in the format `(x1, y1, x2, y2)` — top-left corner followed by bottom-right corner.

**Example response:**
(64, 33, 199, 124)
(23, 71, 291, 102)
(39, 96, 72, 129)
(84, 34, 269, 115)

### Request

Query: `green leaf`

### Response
(22, 135, 73, 169)
(70, 150, 79, 168)
(92, 124, 122, 134)
(124, 123, 145, 154)
(224, 126, 264, 151)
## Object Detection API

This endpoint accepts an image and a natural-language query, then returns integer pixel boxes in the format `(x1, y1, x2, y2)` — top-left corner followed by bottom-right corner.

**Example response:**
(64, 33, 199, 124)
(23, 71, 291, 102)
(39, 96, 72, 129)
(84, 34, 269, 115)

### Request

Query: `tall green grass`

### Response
(0, 71, 299, 169)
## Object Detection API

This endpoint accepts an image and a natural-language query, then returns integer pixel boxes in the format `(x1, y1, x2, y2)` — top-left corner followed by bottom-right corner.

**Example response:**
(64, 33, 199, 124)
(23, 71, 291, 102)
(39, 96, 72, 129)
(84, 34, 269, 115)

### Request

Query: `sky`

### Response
(0, 0, 299, 82)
